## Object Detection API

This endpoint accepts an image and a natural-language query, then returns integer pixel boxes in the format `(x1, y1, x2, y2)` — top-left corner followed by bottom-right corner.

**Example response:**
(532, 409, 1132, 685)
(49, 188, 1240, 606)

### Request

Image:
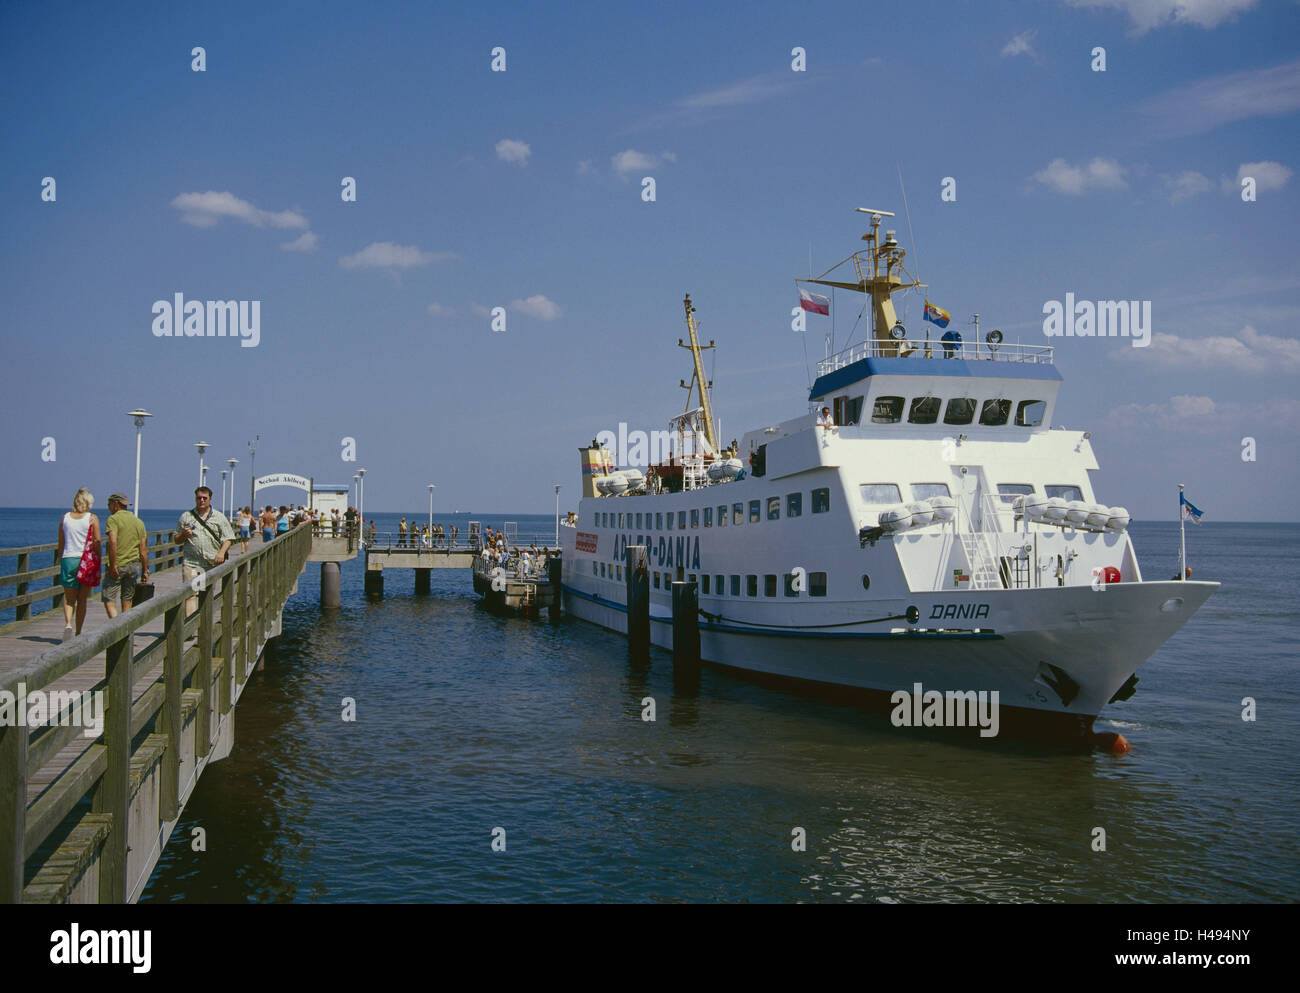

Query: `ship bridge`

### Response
(808, 338, 1062, 435)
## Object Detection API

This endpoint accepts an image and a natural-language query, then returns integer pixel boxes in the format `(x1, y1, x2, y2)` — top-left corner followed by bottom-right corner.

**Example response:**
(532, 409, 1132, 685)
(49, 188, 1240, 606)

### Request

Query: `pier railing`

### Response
(0, 530, 188, 630)
(367, 530, 559, 552)
(0, 523, 313, 903)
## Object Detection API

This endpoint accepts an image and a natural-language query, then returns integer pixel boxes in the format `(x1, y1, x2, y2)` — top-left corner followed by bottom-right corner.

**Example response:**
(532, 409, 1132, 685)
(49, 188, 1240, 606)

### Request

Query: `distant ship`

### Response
(558, 208, 1217, 747)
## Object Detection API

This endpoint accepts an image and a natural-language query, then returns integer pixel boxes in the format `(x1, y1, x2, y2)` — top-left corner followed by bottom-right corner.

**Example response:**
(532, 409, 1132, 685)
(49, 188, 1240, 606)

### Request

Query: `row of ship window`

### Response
(591, 482, 1086, 528)
(831, 394, 1047, 427)
(593, 488, 832, 530)
(592, 561, 829, 597)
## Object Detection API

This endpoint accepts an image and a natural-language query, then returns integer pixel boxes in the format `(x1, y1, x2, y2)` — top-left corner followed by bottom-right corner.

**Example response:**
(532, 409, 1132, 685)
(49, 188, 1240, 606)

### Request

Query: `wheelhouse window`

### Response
(733, 503, 743, 525)
(834, 395, 865, 426)
(764, 575, 777, 597)
(787, 492, 802, 517)
(979, 399, 1011, 426)
(809, 572, 828, 597)
(911, 483, 951, 500)
(766, 496, 780, 520)
(715, 574, 723, 593)
(704, 507, 712, 527)
(1045, 485, 1084, 502)
(749, 500, 761, 523)
(746, 575, 758, 597)
(859, 483, 903, 505)
(943, 397, 976, 425)
(678, 511, 686, 530)
(656, 513, 663, 529)
(730, 575, 740, 596)
(908, 396, 941, 424)
(872, 396, 904, 424)
(812, 488, 830, 513)
(690, 509, 699, 528)
(635, 513, 642, 528)
(1016, 400, 1046, 427)
(717, 505, 727, 527)
(618, 513, 623, 528)
(996, 483, 1035, 504)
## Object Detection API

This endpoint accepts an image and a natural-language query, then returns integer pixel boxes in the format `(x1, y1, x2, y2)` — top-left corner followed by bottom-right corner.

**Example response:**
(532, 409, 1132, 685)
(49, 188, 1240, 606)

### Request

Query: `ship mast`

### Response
(801, 207, 925, 357)
(678, 294, 718, 455)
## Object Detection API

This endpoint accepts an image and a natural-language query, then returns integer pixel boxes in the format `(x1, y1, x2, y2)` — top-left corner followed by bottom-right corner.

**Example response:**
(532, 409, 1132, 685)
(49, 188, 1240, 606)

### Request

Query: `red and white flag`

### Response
(798, 287, 830, 315)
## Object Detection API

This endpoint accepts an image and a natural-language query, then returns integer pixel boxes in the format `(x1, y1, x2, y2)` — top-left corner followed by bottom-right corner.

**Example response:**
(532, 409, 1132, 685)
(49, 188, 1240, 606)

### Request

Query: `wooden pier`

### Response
(362, 531, 560, 615)
(0, 524, 313, 903)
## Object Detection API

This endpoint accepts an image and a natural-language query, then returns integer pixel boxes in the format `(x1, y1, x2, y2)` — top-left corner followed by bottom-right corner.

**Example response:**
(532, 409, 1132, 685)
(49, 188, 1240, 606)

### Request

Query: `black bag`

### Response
(133, 580, 155, 604)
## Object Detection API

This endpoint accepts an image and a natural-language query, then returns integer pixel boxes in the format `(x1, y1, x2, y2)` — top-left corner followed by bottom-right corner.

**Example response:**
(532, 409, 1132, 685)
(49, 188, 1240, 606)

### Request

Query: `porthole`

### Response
(861, 574, 871, 591)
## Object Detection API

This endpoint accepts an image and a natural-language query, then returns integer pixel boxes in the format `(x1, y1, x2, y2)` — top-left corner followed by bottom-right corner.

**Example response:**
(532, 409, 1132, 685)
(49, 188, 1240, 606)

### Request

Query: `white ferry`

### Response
(558, 209, 1216, 747)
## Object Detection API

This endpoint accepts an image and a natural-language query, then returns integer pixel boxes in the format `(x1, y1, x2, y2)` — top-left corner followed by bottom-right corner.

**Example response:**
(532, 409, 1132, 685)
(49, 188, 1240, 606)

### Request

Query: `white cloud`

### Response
(1066, 0, 1259, 33)
(172, 191, 307, 229)
(427, 302, 455, 317)
(577, 160, 593, 175)
(1031, 157, 1128, 194)
(629, 72, 802, 131)
(510, 295, 562, 320)
(338, 242, 457, 270)
(1109, 392, 1300, 429)
(280, 231, 319, 252)
(469, 303, 493, 318)
(1139, 58, 1300, 136)
(1001, 29, 1039, 59)
(1221, 160, 1293, 194)
(611, 149, 675, 180)
(1134, 325, 1300, 373)
(1163, 170, 1212, 204)
(495, 139, 531, 165)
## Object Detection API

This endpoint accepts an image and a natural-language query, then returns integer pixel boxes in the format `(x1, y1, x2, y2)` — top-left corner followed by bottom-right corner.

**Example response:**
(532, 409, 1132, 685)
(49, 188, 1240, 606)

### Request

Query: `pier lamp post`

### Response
(555, 485, 561, 546)
(353, 474, 360, 508)
(428, 484, 435, 539)
(125, 409, 152, 514)
(358, 469, 366, 543)
(248, 436, 259, 509)
(195, 442, 209, 489)
(220, 470, 228, 515)
(227, 459, 238, 515)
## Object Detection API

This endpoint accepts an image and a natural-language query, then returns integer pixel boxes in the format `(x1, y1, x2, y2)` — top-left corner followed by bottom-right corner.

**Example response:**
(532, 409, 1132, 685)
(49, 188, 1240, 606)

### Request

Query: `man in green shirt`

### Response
(103, 492, 148, 618)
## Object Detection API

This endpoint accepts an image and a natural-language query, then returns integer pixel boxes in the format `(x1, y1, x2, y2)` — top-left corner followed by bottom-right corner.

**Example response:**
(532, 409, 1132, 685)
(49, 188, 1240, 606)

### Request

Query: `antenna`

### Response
(855, 207, 896, 216)
(897, 164, 920, 284)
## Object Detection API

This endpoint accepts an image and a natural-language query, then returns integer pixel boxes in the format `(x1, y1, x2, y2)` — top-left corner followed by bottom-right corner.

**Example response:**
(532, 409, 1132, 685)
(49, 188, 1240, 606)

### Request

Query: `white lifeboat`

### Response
(927, 495, 956, 524)
(877, 506, 914, 532)
(907, 501, 935, 527)
(1105, 507, 1131, 532)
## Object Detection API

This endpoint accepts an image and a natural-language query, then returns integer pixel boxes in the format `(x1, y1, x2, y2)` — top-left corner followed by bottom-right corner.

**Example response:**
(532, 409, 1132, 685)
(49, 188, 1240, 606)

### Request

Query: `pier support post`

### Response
(365, 566, 384, 601)
(547, 557, 562, 622)
(414, 568, 431, 595)
(671, 581, 699, 671)
(626, 546, 649, 655)
(321, 561, 341, 609)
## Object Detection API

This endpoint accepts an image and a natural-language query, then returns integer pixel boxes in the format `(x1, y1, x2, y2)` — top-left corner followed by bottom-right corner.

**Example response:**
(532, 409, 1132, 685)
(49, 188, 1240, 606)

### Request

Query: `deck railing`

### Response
(0, 523, 312, 903)
(817, 338, 1055, 376)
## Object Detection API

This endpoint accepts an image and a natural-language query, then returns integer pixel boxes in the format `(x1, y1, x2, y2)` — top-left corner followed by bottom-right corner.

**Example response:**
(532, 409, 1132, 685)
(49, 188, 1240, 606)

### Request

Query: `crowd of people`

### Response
(396, 518, 459, 548)
(475, 526, 557, 579)
(52, 486, 369, 642)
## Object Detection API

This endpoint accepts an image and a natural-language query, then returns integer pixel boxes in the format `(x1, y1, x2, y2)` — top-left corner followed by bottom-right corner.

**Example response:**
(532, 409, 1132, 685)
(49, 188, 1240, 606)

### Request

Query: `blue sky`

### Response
(2, 0, 1297, 520)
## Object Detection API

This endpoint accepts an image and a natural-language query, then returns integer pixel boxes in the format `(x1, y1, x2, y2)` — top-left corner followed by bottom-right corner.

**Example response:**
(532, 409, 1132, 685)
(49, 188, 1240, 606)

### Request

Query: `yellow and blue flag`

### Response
(923, 300, 951, 328)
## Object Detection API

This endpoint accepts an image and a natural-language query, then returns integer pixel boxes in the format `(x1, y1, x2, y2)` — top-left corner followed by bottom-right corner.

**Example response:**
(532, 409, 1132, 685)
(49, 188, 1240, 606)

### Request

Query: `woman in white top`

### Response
(57, 487, 101, 641)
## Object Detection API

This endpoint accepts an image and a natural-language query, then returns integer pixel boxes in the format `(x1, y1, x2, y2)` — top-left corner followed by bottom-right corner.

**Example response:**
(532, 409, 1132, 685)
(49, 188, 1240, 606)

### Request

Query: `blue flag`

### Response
(1180, 492, 1204, 523)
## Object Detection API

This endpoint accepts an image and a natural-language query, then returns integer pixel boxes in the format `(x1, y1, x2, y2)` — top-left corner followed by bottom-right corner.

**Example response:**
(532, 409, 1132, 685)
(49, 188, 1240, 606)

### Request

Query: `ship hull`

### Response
(558, 570, 1216, 744)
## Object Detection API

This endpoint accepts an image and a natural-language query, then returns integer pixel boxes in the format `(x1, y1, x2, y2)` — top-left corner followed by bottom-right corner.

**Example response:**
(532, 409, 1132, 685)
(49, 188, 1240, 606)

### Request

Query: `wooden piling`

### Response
(414, 568, 430, 595)
(671, 580, 699, 670)
(547, 557, 562, 622)
(626, 546, 649, 653)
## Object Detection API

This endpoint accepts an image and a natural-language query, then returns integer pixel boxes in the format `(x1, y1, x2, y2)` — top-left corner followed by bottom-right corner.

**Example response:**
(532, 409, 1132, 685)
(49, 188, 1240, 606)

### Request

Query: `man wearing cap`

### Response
(104, 493, 149, 618)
